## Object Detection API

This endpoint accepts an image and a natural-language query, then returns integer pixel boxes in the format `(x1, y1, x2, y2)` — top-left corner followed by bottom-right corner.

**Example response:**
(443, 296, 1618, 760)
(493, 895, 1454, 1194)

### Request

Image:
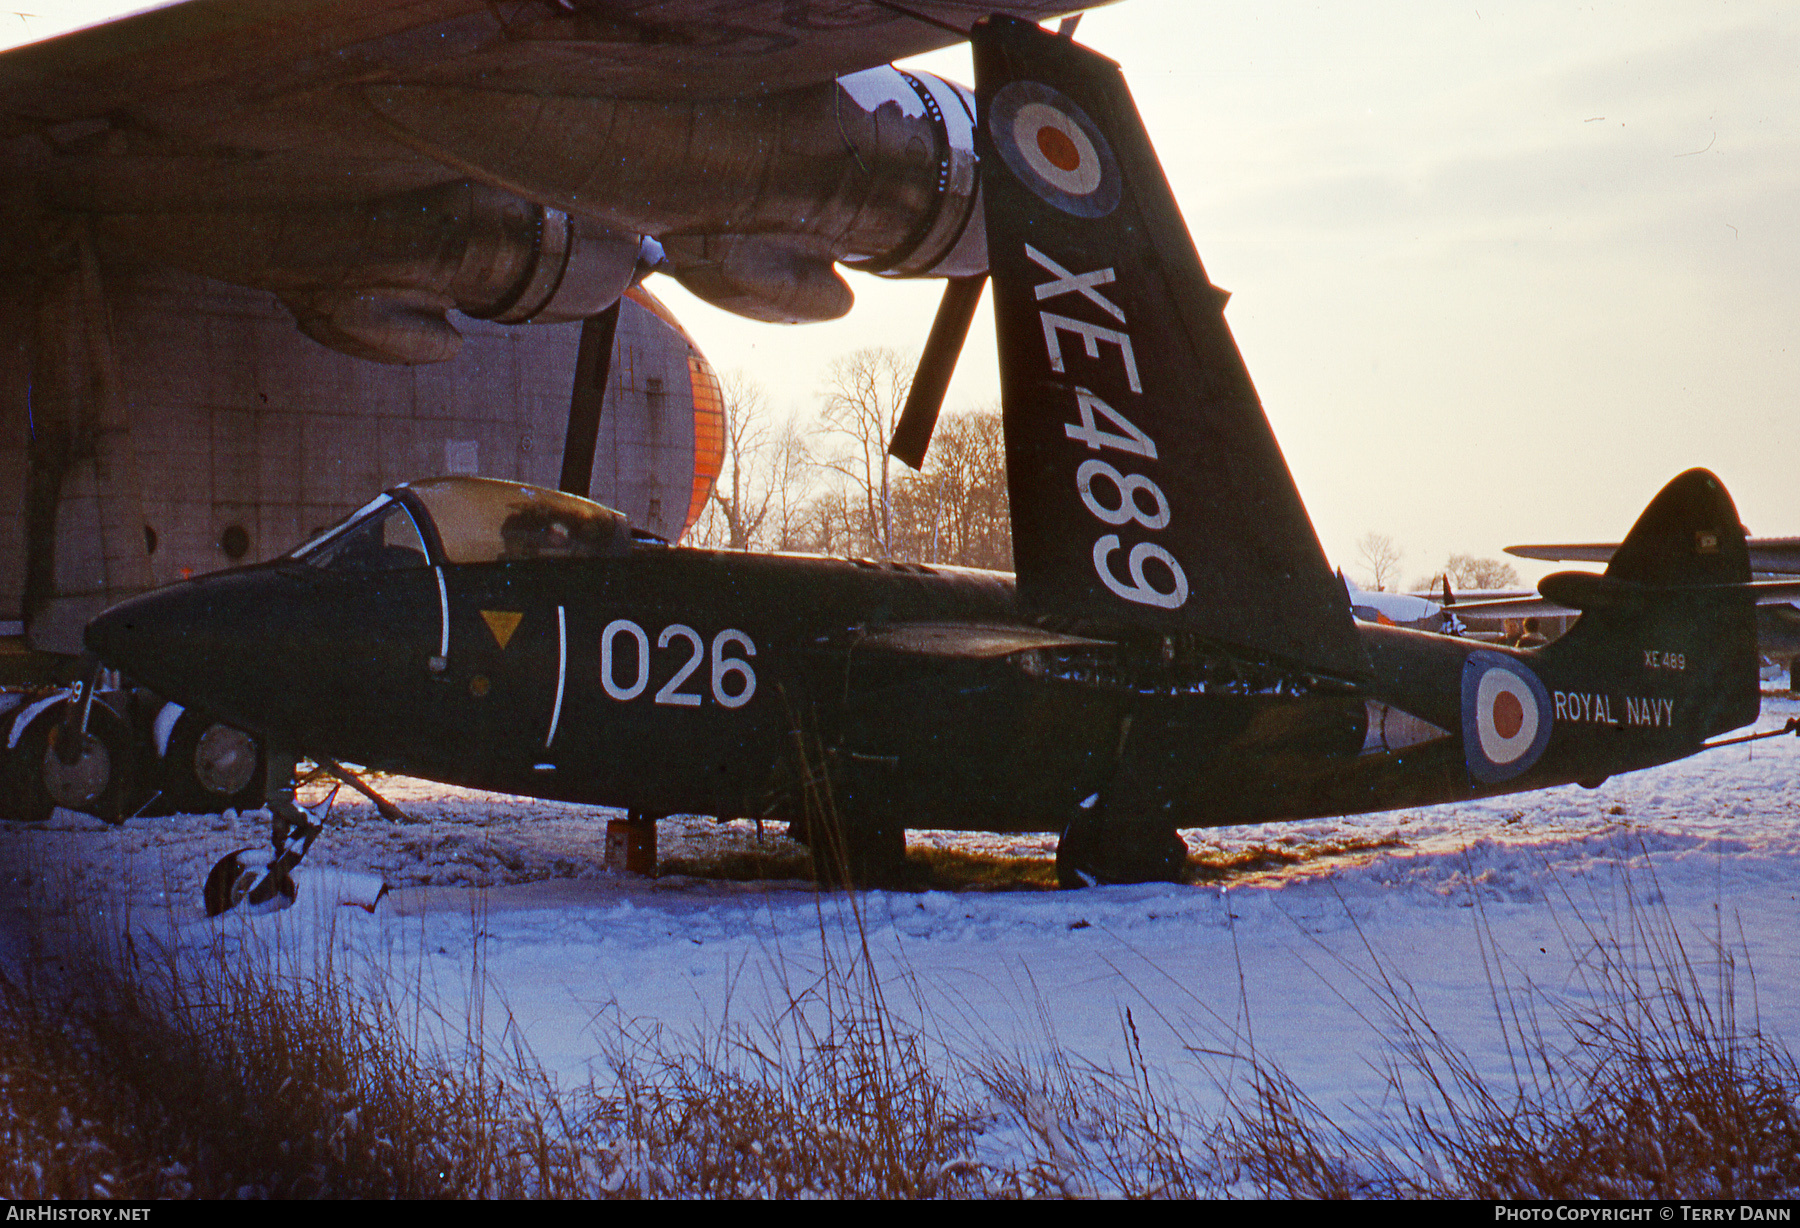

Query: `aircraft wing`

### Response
(1, 0, 1100, 213)
(1510, 537, 1800, 576)
(858, 622, 1111, 658)
(1436, 594, 1578, 619)
(1450, 578, 1800, 620)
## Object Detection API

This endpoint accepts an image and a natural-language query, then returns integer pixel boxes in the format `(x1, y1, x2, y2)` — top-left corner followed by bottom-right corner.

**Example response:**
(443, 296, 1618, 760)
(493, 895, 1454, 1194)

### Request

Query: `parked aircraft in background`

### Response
(1342, 575, 1443, 630)
(86, 16, 1778, 908)
(0, 0, 1097, 816)
(1509, 538, 1800, 690)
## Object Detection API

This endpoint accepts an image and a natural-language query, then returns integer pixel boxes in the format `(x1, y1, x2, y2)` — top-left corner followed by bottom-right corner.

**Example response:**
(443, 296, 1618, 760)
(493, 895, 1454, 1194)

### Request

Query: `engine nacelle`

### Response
(363, 66, 987, 324)
(96, 184, 647, 363)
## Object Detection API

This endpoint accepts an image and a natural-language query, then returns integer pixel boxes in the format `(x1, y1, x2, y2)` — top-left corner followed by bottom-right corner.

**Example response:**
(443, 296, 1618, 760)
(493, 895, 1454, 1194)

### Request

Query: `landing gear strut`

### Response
(202, 749, 327, 916)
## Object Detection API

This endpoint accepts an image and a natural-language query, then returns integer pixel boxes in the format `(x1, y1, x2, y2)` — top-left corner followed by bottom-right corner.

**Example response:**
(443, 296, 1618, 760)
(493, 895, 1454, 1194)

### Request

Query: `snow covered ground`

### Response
(3, 694, 1798, 1166)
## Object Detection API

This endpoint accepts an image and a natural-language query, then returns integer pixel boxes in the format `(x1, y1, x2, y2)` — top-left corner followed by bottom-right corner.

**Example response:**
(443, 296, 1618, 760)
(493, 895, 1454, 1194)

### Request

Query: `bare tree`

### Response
(763, 415, 815, 552)
(1356, 532, 1404, 592)
(708, 373, 775, 551)
(817, 347, 913, 559)
(687, 372, 822, 553)
(892, 409, 1011, 569)
(799, 485, 855, 557)
(1443, 553, 1520, 591)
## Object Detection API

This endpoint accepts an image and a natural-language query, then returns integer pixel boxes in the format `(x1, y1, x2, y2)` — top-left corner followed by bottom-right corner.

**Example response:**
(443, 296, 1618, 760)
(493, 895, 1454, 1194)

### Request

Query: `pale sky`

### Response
(10, 2, 1798, 587)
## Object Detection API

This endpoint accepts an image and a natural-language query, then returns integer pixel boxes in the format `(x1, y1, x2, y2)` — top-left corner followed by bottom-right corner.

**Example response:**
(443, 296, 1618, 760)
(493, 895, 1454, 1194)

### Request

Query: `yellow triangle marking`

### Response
(481, 610, 523, 650)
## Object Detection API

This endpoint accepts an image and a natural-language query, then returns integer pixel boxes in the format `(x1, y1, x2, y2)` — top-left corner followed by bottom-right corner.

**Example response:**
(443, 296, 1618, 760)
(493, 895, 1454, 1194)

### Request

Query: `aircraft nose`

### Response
(85, 584, 210, 693)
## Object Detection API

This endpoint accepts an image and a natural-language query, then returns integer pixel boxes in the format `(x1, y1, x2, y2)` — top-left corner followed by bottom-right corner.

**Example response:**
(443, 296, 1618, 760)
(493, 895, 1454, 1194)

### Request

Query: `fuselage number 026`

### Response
(600, 619, 757, 709)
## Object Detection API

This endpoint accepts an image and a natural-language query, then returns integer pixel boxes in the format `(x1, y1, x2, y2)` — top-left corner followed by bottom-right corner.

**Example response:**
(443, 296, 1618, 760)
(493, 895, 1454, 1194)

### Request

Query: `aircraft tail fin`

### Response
(972, 16, 1366, 680)
(1543, 469, 1759, 742)
(1602, 468, 1752, 589)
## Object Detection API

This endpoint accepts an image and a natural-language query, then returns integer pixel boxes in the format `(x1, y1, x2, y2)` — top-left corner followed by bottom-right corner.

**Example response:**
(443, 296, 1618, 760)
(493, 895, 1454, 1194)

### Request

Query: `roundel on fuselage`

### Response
(988, 81, 1121, 219)
(1460, 651, 1553, 784)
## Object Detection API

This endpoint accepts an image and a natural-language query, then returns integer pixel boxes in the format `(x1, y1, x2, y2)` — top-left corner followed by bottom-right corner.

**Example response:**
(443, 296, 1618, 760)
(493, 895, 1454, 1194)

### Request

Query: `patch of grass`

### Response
(1185, 834, 1406, 884)
(662, 844, 1060, 891)
(1216, 857, 1800, 1199)
(5, 828, 1795, 1199)
(658, 845, 815, 882)
(655, 825, 1061, 891)
(0, 907, 589, 1197)
(574, 990, 987, 1197)
(899, 847, 1059, 891)
(0, 860, 994, 1198)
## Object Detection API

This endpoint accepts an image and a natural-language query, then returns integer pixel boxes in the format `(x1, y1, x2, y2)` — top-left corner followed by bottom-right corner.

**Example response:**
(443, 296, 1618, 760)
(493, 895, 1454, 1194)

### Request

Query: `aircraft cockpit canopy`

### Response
(290, 494, 428, 573)
(289, 478, 634, 571)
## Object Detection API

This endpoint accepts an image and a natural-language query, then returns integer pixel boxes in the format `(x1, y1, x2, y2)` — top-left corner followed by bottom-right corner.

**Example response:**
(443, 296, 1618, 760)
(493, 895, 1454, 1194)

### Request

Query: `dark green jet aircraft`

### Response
(85, 16, 1775, 908)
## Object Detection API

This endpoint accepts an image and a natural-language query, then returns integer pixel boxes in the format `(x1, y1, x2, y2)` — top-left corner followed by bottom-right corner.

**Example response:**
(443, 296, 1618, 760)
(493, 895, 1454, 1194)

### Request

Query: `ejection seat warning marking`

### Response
(482, 610, 523, 650)
(546, 606, 567, 749)
(435, 568, 450, 657)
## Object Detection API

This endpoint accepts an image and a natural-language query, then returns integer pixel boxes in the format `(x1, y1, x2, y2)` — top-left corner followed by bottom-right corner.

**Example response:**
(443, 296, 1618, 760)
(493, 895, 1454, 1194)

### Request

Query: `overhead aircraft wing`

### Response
(1, 0, 1100, 214)
(1436, 594, 1579, 619)
(1, 1, 1092, 105)
(1510, 537, 1800, 576)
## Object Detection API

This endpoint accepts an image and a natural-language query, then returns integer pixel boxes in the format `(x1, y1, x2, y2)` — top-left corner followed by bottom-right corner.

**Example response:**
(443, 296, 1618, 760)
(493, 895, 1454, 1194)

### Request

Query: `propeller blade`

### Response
(558, 299, 622, 496)
(889, 274, 985, 471)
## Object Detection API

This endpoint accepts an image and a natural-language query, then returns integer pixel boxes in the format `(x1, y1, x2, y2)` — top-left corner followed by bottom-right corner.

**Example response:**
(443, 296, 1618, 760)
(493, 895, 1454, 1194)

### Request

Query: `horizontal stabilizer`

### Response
(1504, 542, 1619, 565)
(1438, 593, 1576, 619)
(859, 622, 1109, 659)
(1453, 577, 1800, 620)
(973, 17, 1365, 679)
(1510, 536, 1800, 576)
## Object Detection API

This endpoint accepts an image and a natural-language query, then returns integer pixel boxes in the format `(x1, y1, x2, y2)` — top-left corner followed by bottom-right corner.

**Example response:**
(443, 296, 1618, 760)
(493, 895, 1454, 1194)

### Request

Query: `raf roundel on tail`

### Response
(989, 82, 1122, 218)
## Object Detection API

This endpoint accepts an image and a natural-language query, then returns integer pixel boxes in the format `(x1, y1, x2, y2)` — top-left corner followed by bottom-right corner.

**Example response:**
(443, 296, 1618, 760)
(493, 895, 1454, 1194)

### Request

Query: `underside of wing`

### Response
(1510, 537, 1800, 576)
(0, 1, 1105, 113)
(858, 622, 1109, 659)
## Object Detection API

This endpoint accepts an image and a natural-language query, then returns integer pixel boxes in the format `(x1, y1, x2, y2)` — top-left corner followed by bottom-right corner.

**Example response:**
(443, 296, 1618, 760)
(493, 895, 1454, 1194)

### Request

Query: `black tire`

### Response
(0, 705, 56, 824)
(153, 709, 267, 816)
(3, 699, 134, 824)
(806, 815, 907, 888)
(1057, 813, 1189, 888)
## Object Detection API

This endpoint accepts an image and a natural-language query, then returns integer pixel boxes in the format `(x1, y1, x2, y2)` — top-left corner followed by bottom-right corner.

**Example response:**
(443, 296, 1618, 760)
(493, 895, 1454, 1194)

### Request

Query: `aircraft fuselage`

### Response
(88, 526, 1751, 840)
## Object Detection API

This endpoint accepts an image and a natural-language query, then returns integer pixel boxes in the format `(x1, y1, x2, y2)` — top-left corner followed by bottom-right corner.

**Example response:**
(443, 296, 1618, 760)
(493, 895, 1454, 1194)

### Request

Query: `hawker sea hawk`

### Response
(84, 16, 1778, 908)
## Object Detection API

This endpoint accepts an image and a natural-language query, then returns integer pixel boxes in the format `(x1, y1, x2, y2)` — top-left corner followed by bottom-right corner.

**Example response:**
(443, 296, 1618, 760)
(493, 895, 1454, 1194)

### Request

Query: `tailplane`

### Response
(1542, 469, 1759, 745)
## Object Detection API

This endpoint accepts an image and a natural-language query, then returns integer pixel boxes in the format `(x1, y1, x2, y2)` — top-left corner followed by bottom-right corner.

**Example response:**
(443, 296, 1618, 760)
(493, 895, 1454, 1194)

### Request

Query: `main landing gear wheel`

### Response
(1, 699, 133, 824)
(154, 709, 267, 816)
(800, 814, 908, 889)
(1056, 812, 1189, 889)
